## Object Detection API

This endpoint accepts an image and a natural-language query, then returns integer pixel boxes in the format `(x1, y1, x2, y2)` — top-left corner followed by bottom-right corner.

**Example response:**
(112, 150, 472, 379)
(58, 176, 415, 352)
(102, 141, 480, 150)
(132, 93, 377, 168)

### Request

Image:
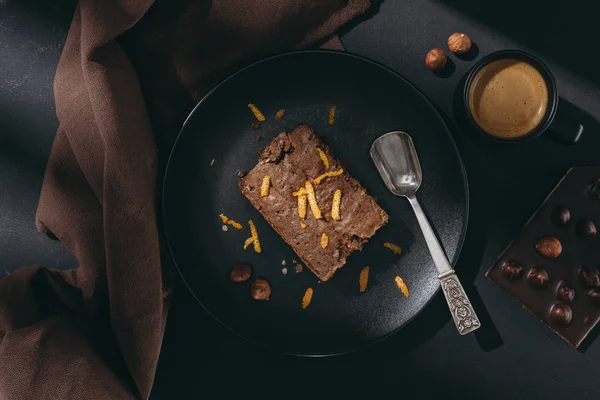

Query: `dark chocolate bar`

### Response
(486, 166, 600, 348)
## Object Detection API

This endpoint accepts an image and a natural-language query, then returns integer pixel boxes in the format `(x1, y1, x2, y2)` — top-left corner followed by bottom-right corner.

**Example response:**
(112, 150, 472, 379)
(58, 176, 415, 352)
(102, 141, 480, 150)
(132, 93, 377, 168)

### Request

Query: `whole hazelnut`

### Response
(589, 288, 600, 306)
(556, 281, 574, 303)
(535, 237, 562, 259)
(550, 303, 572, 326)
(577, 219, 597, 238)
(552, 207, 571, 227)
(579, 266, 600, 288)
(230, 263, 252, 283)
(447, 32, 472, 54)
(250, 278, 271, 300)
(502, 261, 523, 280)
(425, 48, 447, 71)
(527, 267, 549, 288)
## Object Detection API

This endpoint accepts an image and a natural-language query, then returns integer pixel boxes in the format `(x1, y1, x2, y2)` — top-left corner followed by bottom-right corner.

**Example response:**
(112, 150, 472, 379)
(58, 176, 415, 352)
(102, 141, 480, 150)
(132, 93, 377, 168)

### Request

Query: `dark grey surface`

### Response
(1, 0, 600, 398)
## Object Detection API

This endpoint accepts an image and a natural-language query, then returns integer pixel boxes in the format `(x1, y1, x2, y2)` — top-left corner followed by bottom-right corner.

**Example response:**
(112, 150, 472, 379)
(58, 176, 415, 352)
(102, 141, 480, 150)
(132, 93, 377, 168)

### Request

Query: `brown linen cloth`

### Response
(0, 0, 371, 399)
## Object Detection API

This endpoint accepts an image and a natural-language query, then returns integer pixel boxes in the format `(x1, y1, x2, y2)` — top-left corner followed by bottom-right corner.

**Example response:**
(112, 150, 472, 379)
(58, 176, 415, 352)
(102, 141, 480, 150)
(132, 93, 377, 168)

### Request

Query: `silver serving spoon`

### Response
(371, 131, 480, 335)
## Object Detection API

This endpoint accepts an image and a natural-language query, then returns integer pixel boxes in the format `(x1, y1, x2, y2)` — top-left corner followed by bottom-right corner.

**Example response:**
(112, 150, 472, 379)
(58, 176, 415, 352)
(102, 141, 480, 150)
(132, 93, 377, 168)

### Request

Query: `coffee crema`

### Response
(468, 59, 549, 139)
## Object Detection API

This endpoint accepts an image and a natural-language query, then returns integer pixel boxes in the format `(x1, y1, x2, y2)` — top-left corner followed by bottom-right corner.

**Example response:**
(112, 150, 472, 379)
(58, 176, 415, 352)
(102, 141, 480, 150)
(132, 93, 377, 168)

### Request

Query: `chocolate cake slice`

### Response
(239, 125, 388, 281)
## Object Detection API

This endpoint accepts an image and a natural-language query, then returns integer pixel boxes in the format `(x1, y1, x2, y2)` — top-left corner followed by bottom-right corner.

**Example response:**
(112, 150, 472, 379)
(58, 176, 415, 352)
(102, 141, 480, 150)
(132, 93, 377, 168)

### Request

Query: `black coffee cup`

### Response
(462, 49, 584, 144)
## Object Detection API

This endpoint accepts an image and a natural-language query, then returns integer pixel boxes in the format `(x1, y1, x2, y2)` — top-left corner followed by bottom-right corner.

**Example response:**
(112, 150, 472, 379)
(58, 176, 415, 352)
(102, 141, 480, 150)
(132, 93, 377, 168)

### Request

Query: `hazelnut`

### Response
(589, 288, 600, 306)
(425, 48, 447, 71)
(230, 263, 252, 283)
(556, 281, 574, 303)
(552, 207, 571, 226)
(550, 303, 572, 326)
(502, 261, 523, 280)
(535, 237, 562, 259)
(447, 32, 472, 54)
(579, 266, 600, 288)
(527, 267, 549, 288)
(250, 278, 271, 300)
(577, 219, 597, 237)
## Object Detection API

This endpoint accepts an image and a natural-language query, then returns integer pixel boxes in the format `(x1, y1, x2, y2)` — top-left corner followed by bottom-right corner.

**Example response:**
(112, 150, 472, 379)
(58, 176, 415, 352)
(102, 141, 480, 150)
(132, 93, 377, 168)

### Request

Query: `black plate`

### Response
(163, 51, 468, 356)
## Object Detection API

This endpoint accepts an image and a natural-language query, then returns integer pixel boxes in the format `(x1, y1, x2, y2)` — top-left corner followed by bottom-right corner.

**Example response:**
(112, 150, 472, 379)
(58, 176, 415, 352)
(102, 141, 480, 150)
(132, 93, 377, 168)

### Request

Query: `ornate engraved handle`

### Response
(439, 273, 481, 335)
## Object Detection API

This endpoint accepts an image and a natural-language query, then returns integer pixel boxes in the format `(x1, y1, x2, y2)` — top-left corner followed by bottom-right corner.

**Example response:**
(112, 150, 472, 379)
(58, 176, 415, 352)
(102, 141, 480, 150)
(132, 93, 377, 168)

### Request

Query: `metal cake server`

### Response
(371, 131, 480, 335)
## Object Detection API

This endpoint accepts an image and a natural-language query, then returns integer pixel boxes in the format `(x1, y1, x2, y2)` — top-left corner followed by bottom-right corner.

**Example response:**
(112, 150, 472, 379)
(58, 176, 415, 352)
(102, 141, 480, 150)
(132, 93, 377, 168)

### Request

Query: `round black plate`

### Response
(163, 51, 468, 356)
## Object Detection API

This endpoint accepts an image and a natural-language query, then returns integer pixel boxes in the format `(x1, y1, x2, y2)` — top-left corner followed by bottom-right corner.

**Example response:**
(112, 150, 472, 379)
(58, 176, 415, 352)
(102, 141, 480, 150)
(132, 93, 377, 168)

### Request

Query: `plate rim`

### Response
(162, 49, 470, 357)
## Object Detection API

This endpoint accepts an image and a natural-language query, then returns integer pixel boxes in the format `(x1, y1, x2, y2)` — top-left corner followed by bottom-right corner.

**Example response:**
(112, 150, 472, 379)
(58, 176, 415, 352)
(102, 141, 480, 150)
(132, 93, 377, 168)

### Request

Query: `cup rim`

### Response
(462, 49, 559, 144)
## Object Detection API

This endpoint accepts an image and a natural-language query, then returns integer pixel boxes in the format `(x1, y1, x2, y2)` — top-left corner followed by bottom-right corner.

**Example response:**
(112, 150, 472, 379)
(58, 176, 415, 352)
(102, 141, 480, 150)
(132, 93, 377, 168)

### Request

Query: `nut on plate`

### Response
(447, 32, 472, 54)
(535, 236, 562, 259)
(425, 48, 447, 71)
(250, 278, 271, 300)
(230, 263, 252, 283)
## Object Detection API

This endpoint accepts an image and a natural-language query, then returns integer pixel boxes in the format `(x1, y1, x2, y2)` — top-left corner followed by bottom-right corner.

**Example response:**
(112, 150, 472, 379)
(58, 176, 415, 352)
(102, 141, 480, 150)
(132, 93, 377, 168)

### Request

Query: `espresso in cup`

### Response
(467, 59, 549, 139)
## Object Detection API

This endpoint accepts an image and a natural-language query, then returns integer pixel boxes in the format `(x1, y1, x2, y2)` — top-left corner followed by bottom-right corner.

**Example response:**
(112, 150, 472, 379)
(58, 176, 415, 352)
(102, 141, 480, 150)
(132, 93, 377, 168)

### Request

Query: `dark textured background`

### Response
(1, 0, 599, 398)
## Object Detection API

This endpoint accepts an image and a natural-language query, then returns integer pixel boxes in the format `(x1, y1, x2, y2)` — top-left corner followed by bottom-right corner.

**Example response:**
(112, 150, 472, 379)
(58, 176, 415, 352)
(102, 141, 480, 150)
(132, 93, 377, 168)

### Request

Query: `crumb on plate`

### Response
(248, 103, 265, 121)
(359, 266, 369, 293)
(276, 109, 285, 119)
(302, 287, 314, 309)
(248, 220, 261, 253)
(395, 276, 410, 297)
(328, 105, 336, 125)
(384, 242, 402, 254)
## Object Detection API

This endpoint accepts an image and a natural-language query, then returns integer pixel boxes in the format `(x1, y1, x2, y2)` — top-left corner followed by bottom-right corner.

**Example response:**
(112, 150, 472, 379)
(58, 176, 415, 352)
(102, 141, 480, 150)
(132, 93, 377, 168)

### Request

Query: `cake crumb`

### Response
(209, 159, 215, 166)
(275, 109, 285, 119)
(248, 103, 266, 121)
(251, 121, 260, 130)
(222, 225, 228, 232)
(282, 267, 288, 275)
(255, 135, 262, 141)
(248, 220, 261, 253)
(219, 214, 243, 230)
(295, 264, 303, 273)
(281, 260, 287, 266)
(384, 242, 402, 254)
(302, 287, 314, 309)
(359, 266, 369, 293)
(395, 276, 410, 297)
(328, 105, 336, 125)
